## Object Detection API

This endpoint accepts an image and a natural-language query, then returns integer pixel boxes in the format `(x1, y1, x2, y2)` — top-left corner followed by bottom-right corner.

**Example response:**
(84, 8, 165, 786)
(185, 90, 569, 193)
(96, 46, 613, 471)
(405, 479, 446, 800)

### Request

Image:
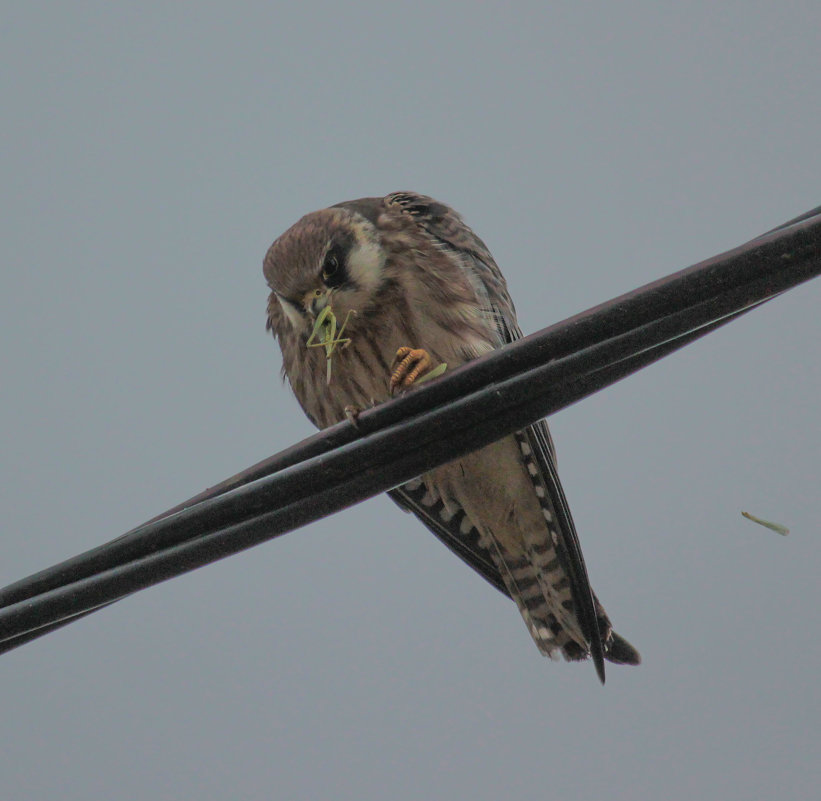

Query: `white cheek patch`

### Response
(346, 236, 384, 295)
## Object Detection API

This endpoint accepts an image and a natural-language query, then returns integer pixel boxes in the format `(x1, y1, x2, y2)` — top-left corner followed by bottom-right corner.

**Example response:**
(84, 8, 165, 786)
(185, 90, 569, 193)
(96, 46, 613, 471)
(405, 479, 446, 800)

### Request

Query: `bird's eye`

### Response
(323, 254, 339, 279)
(321, 245, 347, 287)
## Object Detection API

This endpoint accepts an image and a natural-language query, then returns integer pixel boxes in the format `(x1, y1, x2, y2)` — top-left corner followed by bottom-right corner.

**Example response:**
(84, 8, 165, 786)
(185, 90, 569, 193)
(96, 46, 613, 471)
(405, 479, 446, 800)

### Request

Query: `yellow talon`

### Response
(390, 346, 441, 394)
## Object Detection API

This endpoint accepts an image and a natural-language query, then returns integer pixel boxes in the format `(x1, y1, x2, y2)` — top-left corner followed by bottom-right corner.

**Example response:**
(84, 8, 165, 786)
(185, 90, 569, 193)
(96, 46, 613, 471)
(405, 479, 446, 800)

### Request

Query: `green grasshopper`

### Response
(741, 510, 789, 536)
(306, 305, 356, 385)
(413, 362, 448, 384)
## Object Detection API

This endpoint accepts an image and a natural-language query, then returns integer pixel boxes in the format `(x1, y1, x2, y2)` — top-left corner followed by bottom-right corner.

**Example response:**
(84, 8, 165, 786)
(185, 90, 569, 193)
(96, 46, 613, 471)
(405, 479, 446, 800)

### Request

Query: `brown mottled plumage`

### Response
(264, 192, 639, 682)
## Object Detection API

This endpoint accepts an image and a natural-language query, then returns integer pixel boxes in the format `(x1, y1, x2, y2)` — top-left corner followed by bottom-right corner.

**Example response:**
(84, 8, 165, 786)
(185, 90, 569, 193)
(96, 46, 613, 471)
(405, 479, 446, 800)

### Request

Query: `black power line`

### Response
(0, 207, 819, 653)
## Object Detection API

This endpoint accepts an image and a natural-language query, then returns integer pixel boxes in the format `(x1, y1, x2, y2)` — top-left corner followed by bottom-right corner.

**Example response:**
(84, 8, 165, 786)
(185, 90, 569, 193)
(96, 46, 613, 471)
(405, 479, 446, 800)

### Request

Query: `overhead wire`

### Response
(0, 206, 818, 653)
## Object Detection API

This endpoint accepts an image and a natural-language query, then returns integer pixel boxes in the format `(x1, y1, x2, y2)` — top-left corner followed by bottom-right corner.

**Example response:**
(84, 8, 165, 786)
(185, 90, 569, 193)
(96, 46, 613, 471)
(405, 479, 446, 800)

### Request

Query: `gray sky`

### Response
(1, 3, 819, 799)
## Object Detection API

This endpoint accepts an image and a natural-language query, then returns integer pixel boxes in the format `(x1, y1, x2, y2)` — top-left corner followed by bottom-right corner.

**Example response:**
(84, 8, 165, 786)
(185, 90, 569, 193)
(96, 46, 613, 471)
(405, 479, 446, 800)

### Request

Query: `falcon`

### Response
(263, 192, 639, 682)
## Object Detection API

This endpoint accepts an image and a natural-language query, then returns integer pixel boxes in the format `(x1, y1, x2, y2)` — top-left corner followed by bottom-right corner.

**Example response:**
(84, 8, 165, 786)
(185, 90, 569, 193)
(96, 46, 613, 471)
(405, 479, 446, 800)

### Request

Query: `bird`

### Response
(263, 191, 639, 682)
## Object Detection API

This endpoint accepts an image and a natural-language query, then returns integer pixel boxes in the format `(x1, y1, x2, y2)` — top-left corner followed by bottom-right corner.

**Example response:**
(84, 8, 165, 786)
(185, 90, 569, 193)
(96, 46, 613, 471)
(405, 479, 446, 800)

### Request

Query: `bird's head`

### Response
(263, 206, 386, 337)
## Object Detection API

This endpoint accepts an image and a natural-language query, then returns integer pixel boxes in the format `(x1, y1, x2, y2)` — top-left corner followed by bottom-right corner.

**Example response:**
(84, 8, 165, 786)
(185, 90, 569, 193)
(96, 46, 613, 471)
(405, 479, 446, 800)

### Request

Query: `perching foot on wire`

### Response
(344, 398, 379, 430)
(344, 405, 362, 429)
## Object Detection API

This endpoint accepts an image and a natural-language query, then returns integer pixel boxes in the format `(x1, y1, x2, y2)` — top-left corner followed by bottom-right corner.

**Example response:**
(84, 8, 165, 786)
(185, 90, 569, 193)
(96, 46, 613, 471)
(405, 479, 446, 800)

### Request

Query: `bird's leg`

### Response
(390, 346, 436, 394)
(344, 395, 380, 429)
(344, 405, 362, 429)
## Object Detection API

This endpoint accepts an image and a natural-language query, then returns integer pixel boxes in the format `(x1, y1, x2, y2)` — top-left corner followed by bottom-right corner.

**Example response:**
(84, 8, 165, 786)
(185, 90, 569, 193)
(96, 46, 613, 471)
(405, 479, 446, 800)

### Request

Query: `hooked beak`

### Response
(304, 288, 330, 320)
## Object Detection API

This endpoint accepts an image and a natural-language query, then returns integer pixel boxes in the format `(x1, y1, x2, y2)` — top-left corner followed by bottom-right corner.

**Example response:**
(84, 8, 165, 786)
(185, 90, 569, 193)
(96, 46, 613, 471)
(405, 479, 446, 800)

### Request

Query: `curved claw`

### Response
(390, 347, 434, 394)
(344, 405, 362, 429)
